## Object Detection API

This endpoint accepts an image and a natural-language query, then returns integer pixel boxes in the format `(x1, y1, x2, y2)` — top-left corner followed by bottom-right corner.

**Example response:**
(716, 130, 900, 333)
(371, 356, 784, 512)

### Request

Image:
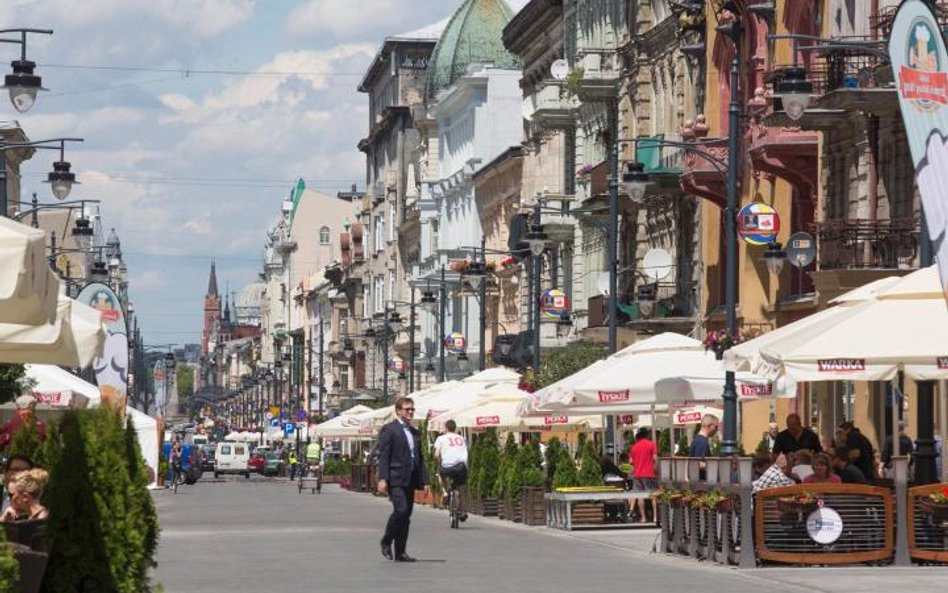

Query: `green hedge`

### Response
(41, 408, 159, 593)
(323, 457, 350, 476)
(0, 527, 17, 593)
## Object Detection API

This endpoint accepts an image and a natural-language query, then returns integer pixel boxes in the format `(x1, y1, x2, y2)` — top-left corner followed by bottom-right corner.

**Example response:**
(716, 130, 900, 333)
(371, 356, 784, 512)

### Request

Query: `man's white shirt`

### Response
(434, 432, 468, 468)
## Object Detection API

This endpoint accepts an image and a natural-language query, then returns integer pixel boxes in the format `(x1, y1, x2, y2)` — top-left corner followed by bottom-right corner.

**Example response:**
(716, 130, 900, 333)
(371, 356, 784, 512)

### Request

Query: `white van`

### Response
(214, 442, 251, 478)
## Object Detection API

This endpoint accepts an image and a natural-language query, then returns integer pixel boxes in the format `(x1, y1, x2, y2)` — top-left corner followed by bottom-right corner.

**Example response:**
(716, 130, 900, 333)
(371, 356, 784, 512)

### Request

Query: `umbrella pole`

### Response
(941, 381, 948, 483)
(891, 381, 900, 460)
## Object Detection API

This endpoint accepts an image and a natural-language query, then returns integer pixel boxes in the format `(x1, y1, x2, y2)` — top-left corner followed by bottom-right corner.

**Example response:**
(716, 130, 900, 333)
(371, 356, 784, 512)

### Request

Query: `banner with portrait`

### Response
(890, 0, 948, 303)
(76, 282, 129, 411)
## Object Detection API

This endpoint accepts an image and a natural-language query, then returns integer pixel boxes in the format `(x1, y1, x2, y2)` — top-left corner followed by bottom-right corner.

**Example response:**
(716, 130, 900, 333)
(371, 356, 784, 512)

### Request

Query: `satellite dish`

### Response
(642, 248, 673, 282)
(596, 272, 610, 296)
(786, 232, 816, 268)
(550, 59, 569, 81)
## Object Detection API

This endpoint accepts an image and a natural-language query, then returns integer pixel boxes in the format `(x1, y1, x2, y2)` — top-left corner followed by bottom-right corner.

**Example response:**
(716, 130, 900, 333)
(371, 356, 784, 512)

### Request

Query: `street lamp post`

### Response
(0, 28, 52, 113)
(0, 137, 83, 218)
(439, 265, 447, 381)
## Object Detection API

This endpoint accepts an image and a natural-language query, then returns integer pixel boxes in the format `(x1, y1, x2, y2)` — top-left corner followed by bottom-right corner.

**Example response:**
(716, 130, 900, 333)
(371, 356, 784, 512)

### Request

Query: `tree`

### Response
(176, 365, 195, 411)
(0, 364, 26, 404)
(552, 446, 578, 489)
(544, 437, 564, 485)
(520, 440, 544, 490)
(7, 417, 43, 461)
(43, 409, 158, 593)
(477, 429, 500, 499)
(577, 440, 603, 487)
(535, 342, 606, 390)
(492, 433, 518, 499)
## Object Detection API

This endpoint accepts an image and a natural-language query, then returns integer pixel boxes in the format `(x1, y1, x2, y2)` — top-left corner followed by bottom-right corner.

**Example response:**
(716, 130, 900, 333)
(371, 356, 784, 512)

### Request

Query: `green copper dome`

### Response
(426, 0, 522, 98)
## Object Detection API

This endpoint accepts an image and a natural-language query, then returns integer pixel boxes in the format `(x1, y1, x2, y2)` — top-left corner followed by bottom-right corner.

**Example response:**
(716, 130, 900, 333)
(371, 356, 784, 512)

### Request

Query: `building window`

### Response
(319, 226, 330, 245)
(339, 366, 349, 391)
(388, 271, 395, 302)
(374, 275, 384, 313)
(389, 205, 396, 242)
(374, 215, 385, 253)
(363, 285, 370, 319)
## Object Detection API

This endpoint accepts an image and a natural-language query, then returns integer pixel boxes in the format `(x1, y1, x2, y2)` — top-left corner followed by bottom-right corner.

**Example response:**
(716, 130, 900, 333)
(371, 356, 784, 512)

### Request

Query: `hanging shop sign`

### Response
(444, 332, 466, 354)
(541, 288, 570, 318)
(737, 202, 780, 246)
(890, 0, 948, 304)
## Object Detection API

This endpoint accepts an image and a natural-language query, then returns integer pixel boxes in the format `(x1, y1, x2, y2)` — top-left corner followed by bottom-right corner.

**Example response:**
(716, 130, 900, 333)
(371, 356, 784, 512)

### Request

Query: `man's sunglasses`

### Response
(400, 407, 415, 412)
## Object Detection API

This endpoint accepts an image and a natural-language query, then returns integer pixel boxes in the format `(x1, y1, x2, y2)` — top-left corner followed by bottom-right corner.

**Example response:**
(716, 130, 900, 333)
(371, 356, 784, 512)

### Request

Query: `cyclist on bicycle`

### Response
(168, 440, 184, 488)
(433, 420, 468, 521)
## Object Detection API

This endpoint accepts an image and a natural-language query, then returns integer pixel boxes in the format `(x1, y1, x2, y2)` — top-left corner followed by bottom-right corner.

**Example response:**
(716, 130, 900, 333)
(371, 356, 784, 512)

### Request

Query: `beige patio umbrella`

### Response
(750, 266, 948, 384)
(428, 395, 603, 432)
(0, 217, 61, 325)
(0, 294, 106, 367)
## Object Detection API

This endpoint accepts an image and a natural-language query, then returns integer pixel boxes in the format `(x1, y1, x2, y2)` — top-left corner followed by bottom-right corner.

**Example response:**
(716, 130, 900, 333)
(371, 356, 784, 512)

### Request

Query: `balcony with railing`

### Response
(872, 2, 948, 37)
(810, 218, 918, 270)
(768, 44, 894, 127)
(574, 48, 621, 101)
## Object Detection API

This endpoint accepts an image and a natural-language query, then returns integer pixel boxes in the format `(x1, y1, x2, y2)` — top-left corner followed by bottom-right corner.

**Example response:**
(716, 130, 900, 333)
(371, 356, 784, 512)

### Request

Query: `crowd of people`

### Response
(749, 414, 944, 493)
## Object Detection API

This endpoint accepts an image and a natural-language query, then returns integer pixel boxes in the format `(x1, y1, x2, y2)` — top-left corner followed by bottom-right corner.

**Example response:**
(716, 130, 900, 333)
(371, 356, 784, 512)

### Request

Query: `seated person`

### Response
(752, 453, 794, 493)
(790, 449, 814, 482)
(1, 455, 34, 512)
(831, 447, 868, 484)
(803, 452, 841, 484)
(1, 468, 49, 522)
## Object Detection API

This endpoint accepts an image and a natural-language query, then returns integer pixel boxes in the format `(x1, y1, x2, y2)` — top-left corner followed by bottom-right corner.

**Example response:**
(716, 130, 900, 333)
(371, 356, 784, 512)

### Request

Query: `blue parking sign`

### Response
(284, 422, 295, 436)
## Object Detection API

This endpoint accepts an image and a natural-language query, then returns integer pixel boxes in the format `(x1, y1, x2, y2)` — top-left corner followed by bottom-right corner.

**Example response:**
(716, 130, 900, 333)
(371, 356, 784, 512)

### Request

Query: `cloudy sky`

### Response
(1, 0, 527, 348)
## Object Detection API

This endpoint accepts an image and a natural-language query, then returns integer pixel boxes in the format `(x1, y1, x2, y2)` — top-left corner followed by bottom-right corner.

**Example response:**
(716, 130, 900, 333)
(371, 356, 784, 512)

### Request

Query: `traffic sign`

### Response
(284, 422, 296, 436)
(269, 418, 280, 428)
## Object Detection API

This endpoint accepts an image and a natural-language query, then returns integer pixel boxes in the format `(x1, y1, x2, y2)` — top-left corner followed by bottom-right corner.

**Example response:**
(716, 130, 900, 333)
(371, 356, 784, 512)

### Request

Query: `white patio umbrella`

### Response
(459, 367, 521, 384)
(654, 372, 792, 404)
(430, 396, 603, 432)
(520, 359, 610, 416)
(0, 294, 106, 367)
(754, 266, 948, 384)
(313, 406, 375, 439)
(558, 333, 750, 413)
(0, 217, 61, 325)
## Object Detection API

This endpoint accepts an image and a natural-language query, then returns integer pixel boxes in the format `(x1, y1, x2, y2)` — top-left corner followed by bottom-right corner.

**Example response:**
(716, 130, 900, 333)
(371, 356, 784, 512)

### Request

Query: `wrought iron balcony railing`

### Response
(809, 218, 918, 270)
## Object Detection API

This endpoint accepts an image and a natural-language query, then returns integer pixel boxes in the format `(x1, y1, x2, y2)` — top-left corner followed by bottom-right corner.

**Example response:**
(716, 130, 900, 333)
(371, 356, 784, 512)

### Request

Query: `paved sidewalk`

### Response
(153, 480, 948, 593)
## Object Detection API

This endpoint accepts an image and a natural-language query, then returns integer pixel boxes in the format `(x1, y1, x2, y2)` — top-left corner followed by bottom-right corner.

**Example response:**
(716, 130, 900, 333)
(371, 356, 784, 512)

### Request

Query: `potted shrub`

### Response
(520, 441, 546, 525)
(776, 491, 822, 515)
(0, 527, 18, 593)
(577, 440, 603, 488)
(477, 429, 501, 516)
(918, 485, 948, 520)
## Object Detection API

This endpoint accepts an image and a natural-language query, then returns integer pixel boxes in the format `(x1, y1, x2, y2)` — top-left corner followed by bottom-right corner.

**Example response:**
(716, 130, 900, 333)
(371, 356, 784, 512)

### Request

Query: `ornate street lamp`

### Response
(774, 66, 813, 121)
(763, 242, 787, 276)
(0, 29, 52, 113)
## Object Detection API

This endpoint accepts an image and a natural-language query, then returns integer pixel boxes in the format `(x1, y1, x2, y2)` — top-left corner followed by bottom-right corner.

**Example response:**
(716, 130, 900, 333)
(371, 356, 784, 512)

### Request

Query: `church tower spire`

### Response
(207, 260, 219, 297)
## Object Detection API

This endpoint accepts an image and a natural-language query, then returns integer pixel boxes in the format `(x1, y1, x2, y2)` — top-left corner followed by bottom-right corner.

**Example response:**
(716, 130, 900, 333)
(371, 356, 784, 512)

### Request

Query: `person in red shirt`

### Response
(0, 395, 46, 451)
(629, 427, 658, 523)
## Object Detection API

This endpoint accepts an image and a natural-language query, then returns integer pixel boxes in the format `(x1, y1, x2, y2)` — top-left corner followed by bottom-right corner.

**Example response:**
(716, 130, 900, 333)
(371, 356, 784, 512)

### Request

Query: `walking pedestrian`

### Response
(377, 397, 428, 562)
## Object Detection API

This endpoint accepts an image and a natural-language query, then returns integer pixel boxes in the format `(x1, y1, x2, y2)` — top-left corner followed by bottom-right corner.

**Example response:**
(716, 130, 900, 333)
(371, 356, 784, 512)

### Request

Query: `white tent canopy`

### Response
(0, 217, 61, 325)
(127, 407, 160, 488)
(0, 294, 106, 367)
(26, 363, 102, 408)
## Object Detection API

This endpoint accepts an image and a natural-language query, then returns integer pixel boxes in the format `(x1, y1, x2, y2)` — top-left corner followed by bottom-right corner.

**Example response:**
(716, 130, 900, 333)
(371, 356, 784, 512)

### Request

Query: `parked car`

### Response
(248, 447, 269, 474)
(262, 452, 285, 477)
(214, 442, 251, 478)
(200, 444, 216, 472)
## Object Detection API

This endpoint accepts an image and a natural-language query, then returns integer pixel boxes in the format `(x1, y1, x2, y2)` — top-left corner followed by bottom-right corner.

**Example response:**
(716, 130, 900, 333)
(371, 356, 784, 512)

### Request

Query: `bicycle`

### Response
(171, 464, 184, 494)
(440, 469, 466, 529)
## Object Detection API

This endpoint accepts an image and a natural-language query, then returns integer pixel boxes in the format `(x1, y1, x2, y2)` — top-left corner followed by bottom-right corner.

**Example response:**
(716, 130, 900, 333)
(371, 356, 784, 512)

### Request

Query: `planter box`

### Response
(414, 490, 433, 505)
(521, 486, 547, 526)
(480, 498, 499, 517)
(321, 474, 344, 484)
(503, 496, 523, 523)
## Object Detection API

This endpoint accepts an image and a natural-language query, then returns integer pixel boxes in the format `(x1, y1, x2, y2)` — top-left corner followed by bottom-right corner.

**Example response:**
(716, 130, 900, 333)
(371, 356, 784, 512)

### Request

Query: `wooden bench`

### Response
(545, 490, 658, 530)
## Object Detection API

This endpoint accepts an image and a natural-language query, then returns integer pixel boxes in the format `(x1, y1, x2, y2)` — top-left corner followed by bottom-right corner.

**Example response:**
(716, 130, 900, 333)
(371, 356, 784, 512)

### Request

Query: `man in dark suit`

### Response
(377, 397, 428, 562)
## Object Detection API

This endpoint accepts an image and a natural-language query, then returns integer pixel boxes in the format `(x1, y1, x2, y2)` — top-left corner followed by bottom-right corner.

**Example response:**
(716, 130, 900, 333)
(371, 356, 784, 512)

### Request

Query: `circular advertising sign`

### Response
(444, 332, 466, 354)
(541, 288, 570, 318)
(737, 202, 781, 246)
(806, 507, 843, 545)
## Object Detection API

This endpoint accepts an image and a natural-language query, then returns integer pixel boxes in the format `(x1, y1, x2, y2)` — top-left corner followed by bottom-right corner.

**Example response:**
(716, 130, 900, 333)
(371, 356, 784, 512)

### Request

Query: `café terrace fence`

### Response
(657, 456, 947, 567)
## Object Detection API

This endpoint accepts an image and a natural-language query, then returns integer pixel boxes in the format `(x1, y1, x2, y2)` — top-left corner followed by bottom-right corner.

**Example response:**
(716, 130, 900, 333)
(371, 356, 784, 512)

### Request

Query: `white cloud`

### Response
(287, 0, 403, 38)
